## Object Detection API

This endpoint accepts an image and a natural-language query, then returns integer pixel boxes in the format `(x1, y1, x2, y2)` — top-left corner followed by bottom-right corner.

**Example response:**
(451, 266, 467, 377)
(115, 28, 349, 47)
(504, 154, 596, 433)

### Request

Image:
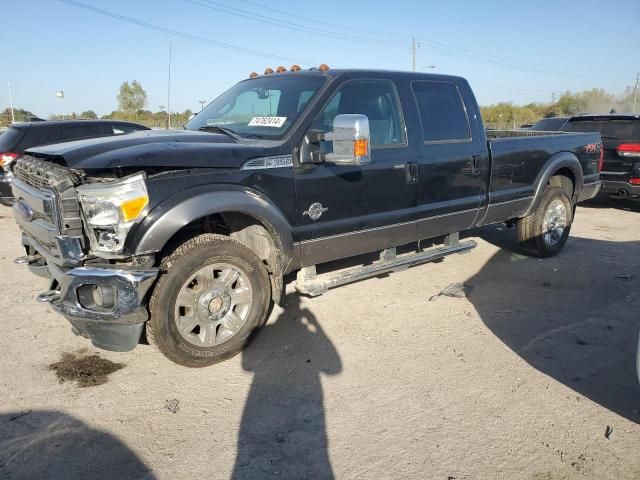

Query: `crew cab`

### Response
(561, 114, 640, 198)
(8, 67, 602, 367)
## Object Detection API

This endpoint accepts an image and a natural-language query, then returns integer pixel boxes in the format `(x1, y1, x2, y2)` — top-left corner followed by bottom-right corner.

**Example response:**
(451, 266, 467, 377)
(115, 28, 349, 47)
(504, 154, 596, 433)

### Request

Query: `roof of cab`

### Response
(245, 68, 467, 83)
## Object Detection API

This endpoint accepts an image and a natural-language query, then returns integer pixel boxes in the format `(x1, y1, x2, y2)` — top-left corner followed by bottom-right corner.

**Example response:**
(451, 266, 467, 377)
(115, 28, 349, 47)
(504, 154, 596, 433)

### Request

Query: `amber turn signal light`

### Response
(353, 139, 368, 158)
(249, 72, 258, 78)
(290, 64, 301, 71)
(264, 67, 274, 74)
(318, 64, 330, 71)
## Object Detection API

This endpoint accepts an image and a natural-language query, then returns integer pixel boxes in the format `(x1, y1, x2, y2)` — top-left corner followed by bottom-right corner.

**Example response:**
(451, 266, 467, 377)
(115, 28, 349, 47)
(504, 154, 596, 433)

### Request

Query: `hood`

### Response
(25, 129, 273, 170)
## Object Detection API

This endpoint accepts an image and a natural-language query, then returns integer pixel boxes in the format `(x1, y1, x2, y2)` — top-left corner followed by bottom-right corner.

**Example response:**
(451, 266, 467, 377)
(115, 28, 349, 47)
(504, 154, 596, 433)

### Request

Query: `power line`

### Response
(57, 0, 318, 65)
(185, 0, 404, 46)
(238, 0, 409, 40)
(236, 0, 627, 79)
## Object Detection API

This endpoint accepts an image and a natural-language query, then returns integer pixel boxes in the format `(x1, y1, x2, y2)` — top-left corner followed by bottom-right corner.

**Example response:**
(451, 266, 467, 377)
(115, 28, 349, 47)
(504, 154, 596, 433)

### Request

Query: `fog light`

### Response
(93, 285, 116, 309)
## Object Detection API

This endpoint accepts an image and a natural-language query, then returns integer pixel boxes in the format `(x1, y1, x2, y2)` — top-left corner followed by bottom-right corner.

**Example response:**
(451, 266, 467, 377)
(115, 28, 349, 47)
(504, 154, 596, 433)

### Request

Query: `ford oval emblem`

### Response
(15, 200, 34, 223)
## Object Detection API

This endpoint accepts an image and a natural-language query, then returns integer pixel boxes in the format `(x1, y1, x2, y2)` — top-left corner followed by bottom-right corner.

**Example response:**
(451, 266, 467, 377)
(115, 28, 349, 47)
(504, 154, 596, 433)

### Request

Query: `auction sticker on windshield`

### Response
(248, 116, 287, 128)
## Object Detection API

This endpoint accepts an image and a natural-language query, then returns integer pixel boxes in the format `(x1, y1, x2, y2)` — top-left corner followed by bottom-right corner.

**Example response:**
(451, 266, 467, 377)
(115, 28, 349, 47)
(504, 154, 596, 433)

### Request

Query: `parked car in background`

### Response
(529, 116, 570, 131)
(0, 120, 150, 205)
(561, 114, 640, 198)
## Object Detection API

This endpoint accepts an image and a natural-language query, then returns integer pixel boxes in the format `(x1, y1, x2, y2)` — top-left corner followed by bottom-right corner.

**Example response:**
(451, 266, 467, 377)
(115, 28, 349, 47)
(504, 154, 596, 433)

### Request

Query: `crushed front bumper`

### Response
(18, 235, 158, 352)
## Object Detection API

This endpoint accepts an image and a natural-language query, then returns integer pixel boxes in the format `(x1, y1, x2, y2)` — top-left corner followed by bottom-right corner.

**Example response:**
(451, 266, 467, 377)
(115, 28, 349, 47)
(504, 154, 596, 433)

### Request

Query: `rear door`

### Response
(562, 117, 640, 179)
(411, 80, 487, 236)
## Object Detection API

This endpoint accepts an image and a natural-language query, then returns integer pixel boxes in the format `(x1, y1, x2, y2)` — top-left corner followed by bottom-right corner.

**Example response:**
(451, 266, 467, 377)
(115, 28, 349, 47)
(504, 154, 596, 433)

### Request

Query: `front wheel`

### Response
(147, 234, 272, 367)
(517, 186, 573, 257)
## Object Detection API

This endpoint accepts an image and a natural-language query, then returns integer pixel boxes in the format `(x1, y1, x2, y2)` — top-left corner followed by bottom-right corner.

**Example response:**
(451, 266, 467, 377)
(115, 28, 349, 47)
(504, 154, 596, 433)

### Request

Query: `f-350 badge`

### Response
(303, 202, 328, 220)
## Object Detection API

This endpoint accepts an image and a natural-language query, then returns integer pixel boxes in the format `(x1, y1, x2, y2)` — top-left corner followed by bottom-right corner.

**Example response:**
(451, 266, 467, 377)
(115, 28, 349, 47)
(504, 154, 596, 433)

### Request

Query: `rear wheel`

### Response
(517, 185, 573, 257)
(147, 234, 271, 367)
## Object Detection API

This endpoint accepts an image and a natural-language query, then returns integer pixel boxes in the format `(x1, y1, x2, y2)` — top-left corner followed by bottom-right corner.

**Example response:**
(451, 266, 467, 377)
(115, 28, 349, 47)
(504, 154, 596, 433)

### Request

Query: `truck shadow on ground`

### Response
(232, 293, 342, 479)
(466, 225, 640, 423)
(0, 410, 154, 479)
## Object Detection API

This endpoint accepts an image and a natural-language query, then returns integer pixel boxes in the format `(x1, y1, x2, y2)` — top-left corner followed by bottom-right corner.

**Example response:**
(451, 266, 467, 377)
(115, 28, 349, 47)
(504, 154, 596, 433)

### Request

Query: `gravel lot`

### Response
(0, 198, 639, 480)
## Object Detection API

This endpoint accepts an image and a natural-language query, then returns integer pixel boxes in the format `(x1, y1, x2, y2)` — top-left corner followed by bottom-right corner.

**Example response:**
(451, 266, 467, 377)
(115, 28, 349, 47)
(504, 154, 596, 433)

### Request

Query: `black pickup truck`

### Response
(8, 68, 601, 367)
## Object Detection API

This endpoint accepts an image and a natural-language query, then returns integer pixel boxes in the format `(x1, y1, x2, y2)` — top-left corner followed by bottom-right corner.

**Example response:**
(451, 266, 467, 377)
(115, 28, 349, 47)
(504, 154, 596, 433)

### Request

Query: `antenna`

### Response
(167, 42, 172, 129)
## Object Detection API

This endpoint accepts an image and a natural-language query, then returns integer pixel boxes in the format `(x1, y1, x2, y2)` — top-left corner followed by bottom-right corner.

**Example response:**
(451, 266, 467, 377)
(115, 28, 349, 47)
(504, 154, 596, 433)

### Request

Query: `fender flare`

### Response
(522, 152, 584, 217)
(131, 186, 294, 274)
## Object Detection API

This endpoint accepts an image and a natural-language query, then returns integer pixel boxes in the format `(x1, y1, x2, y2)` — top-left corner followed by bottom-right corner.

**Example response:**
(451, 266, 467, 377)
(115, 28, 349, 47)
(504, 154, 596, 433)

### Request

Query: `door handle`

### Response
(471, 155, 481, 176)
(405, 162, 418, 184)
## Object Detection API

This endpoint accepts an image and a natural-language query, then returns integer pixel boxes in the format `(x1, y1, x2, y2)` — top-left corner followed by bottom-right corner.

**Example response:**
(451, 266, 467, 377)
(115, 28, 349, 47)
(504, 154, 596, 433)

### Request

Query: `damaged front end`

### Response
(11, 155, 158, 351)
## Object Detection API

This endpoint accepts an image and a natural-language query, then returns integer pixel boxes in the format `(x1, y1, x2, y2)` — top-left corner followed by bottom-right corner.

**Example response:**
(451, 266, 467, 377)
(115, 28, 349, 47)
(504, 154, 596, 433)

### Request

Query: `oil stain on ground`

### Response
(49, 350, 124, 387)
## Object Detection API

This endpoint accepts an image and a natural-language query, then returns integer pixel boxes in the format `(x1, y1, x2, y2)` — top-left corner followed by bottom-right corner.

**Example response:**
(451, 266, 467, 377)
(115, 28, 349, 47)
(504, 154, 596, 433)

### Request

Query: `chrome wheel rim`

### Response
(542, 199, 568, 247)
(174, 263, 253, 347)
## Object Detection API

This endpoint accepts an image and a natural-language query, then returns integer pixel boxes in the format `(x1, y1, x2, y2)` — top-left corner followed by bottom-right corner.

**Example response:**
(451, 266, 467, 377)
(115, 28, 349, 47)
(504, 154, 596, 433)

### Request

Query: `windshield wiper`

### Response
(600, 135, 620, 140)
(198, 125, 240, 140)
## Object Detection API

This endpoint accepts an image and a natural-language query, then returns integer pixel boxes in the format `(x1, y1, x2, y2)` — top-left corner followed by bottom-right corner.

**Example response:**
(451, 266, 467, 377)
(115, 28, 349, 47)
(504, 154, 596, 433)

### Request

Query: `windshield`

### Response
(186, 75, 327, 139)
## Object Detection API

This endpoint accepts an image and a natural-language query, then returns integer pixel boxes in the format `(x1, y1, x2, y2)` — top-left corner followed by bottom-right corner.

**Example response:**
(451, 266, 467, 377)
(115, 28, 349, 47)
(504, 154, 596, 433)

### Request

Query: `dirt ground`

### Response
(0, 197, 639, 480)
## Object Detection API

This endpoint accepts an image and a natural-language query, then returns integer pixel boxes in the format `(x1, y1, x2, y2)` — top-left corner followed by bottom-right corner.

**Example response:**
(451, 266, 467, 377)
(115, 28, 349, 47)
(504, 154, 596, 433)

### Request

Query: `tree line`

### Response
(2, 80, 637, 129)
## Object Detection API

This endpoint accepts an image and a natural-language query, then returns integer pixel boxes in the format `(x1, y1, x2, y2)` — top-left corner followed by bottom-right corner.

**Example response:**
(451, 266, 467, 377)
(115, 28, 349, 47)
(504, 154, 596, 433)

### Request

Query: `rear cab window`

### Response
(411, 81, 471, 142)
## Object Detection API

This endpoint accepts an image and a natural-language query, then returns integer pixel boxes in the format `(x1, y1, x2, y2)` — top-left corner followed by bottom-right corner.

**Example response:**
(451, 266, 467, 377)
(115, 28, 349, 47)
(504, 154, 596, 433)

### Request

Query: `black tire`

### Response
(517, 185, 573, 257)
(147, 234, 271, 367)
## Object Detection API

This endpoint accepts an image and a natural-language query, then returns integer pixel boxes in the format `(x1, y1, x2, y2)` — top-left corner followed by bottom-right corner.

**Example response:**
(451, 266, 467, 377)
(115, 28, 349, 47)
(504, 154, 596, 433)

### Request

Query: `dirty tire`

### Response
(147, 234, 271, 367)
(517, 185, 573, 257)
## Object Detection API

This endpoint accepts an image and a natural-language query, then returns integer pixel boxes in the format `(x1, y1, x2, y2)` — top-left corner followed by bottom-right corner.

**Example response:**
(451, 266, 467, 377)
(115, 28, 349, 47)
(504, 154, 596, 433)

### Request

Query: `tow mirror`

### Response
(324, 114, 371, 165)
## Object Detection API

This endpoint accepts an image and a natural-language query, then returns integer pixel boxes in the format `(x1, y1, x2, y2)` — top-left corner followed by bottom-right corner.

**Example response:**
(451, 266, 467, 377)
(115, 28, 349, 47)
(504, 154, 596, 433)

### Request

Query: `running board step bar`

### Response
(295, 234, 476, 297)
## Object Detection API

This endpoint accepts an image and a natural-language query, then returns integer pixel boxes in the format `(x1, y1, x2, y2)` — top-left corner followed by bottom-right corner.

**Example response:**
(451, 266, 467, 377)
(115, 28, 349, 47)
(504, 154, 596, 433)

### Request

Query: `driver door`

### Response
(293, 79, 417, 266)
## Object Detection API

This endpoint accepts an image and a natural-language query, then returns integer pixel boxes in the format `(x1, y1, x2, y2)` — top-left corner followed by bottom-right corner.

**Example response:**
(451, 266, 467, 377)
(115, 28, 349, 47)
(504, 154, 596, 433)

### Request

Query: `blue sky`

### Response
(2, 0, 639, 118)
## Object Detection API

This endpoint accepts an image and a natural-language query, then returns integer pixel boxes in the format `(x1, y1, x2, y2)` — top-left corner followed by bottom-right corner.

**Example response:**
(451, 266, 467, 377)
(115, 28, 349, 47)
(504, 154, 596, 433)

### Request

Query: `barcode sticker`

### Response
(248, 116, 287, 128)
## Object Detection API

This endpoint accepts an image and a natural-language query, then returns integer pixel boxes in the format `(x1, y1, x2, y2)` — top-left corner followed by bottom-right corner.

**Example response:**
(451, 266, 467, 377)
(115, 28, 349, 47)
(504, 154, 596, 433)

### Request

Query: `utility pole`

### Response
(7, 81, 15, 124)
(167, 42, 172, 130)
(411, 37, 416, 72)
(633, 72, 639, 113)
(198, 100, 206, 111)
(551, 92, 556, 103)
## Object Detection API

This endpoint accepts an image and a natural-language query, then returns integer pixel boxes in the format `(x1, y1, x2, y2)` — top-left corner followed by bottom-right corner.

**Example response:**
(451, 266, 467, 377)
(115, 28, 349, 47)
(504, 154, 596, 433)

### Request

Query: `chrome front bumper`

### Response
(17, 234, 158, 351)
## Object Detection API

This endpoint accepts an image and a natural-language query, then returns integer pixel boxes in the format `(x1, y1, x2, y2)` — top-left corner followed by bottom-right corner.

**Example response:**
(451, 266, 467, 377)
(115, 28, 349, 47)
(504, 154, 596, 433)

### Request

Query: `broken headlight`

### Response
(77, 173, 149, 256)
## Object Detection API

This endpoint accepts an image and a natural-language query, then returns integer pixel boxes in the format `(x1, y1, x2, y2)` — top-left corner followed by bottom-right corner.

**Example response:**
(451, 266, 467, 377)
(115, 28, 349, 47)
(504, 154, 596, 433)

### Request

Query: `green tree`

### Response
(117, 80, 148, 114)
(81, 110, 98, 119)
(1, 107, 37, 126)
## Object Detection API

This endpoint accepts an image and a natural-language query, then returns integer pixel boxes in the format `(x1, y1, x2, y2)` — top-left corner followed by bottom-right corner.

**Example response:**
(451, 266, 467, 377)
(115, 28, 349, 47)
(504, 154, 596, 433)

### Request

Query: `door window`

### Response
(312, 80, 406, 148)
(412, 81, 470, 142)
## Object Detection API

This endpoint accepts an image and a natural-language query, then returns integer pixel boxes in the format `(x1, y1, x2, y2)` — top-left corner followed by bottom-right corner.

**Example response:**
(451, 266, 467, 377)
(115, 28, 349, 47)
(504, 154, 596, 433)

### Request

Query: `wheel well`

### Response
(549, 168, 575, 197)
(159, 212, 281, 274)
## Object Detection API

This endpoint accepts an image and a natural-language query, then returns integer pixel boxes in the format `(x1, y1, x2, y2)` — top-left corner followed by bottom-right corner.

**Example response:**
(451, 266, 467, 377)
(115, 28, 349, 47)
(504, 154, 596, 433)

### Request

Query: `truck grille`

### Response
(13, 156, 84, 238)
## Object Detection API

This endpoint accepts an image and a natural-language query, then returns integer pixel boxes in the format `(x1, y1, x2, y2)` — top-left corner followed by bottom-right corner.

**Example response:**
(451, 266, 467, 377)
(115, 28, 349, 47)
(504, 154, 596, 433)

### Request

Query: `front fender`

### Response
(522, 152, 584, 217)
(129, 185, 294, 272)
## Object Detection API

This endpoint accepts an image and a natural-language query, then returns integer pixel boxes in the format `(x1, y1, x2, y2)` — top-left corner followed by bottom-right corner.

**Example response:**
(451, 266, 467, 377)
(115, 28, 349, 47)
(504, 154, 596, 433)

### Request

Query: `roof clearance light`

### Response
(276, 66, 287, 73)
(264, 67, 274, 75)
(290, 64, 301, 71)
(249, 72, 258, 78)
(318, 64, 330, 71)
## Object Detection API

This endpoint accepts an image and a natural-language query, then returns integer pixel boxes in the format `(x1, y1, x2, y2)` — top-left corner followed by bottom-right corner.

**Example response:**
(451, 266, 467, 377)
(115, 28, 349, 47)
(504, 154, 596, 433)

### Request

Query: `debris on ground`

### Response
(165, 399, 181, 413)
(49, 351, 124, 387)
(429, 282, 471, 301)
(605, 425, 613, 439)
(615, 274, 633, 281)
(9, 410, 31, 422)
